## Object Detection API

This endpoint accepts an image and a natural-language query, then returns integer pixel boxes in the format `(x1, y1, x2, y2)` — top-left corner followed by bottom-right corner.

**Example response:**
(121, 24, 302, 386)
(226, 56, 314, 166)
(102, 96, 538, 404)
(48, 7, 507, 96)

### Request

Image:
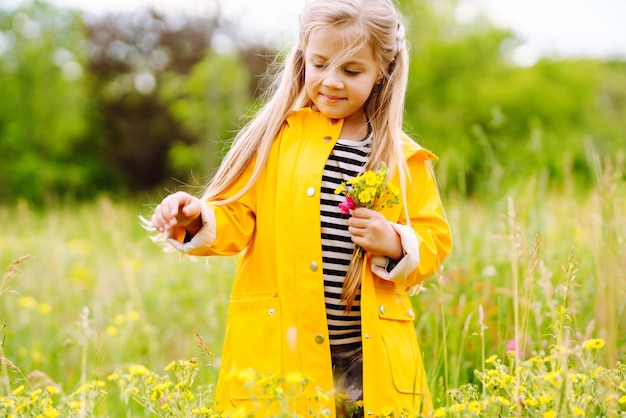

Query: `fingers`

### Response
(151, 192, 197, 233)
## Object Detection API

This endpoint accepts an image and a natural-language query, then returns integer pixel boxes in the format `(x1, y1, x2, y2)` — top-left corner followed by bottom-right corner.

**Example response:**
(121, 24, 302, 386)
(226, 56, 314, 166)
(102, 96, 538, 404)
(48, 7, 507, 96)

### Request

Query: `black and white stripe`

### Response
(320, 136, 371, 352)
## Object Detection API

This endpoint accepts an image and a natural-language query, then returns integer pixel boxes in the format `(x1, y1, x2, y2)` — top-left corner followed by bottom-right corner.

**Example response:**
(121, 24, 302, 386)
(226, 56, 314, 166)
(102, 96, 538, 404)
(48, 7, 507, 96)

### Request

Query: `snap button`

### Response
(365, 333, 370, 339)
(408, 308, 414, 318)
(309, 262, 318, 272)
(268, 308, 275, 315)
(306, 187, 315, 197)
(379, 305, 385, 314)
(322, 136, 332, 142)
(322, 408, 331, 415)
(315, 334, 324, 344)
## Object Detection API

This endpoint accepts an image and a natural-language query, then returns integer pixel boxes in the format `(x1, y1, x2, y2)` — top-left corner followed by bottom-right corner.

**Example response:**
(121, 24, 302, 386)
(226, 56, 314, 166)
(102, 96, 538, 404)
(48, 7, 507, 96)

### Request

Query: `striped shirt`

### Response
(320, 135, 371, 353)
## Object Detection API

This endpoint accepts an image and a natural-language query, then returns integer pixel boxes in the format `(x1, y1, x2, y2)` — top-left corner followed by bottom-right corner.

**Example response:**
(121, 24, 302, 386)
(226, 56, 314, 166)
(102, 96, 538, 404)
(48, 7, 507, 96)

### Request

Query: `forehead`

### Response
(305, 26, 376, 64)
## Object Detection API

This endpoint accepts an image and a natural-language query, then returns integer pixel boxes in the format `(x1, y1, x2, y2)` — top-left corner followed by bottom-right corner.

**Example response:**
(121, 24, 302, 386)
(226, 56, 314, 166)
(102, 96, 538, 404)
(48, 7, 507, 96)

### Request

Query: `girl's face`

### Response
(304, 28, 382, 128)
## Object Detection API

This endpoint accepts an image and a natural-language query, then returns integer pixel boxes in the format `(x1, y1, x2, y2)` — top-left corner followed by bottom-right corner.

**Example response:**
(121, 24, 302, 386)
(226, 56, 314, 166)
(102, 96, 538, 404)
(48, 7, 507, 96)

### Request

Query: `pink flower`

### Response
(506, 339, 516, 352)
(338, 196, 356, 215)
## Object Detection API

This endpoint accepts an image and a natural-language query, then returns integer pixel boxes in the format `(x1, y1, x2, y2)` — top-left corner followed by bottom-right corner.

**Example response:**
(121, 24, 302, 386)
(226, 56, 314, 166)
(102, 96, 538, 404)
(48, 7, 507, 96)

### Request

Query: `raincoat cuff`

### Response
(370, 222, 420, 281)
(166, 203, 216, 254)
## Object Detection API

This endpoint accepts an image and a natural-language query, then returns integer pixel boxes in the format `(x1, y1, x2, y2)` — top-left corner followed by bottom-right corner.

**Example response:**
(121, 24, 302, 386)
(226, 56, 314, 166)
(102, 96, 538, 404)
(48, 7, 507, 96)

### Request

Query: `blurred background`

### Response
(1, 0, 625, 204)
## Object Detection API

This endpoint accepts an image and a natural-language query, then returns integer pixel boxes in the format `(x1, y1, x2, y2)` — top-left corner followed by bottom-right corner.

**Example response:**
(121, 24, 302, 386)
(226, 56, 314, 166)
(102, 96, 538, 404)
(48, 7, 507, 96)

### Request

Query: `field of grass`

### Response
(1, 163, 624, 416)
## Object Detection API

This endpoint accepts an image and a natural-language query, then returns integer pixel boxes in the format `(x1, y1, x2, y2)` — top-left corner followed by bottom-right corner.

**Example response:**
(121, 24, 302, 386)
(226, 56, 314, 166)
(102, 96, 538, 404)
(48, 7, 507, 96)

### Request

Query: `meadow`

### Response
(0, 159, 624, 417)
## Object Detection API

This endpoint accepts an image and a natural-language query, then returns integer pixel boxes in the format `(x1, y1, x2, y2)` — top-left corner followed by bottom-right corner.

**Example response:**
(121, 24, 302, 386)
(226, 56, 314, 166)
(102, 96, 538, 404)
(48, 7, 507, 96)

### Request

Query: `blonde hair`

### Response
(203, 0, 410, 204)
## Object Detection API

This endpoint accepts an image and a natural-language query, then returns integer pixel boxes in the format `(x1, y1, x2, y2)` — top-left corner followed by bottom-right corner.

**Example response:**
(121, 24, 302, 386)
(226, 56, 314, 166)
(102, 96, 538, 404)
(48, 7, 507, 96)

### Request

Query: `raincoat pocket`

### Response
(224, 294, 282, 400)
(377, 290, 424, 395)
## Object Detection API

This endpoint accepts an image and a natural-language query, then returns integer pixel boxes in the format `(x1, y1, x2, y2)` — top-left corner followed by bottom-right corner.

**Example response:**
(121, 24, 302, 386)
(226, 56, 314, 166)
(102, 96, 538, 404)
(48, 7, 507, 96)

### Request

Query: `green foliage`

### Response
(161, 51, 252, 186)
(1, 0, 625, 203)
(0, 1, 115, 203)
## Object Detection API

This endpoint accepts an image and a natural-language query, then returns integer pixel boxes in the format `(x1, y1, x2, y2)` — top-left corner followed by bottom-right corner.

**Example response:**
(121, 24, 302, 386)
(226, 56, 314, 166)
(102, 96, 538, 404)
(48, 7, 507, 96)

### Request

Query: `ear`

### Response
(376, 71, 384, 85)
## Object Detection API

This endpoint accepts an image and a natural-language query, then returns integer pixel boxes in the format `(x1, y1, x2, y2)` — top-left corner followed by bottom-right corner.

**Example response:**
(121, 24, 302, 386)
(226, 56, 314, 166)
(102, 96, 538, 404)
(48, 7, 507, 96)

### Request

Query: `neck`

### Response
(339, 112, 369, 141)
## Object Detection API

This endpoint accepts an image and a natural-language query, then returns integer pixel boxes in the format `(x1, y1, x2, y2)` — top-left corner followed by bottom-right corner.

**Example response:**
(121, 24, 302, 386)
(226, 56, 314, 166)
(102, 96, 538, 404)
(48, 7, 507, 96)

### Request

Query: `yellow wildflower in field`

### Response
(284, 371, 305, 386)
(380, 405, 395, 417)
(129, 364, 150, 376)
(433, 407, 446, 417)
(43, 405, 60, 418)
(12, 385, 25, 395)
(539, 394, 553, 405)
(69, 400, 81, 409)
(468, 401, 482, 413)
(544, 411, 557, 418)
(525, 397, 538, 407)
(583, 338, 605, 350)
(46, 385, 59, 395)
(486, 354, 497, 363)
(39, 303, 51, 315)
(618, 395, 626, 404)
(573, 406, 585, 416)
(18, 296, 37, 309)
(106, 326, 118, 336)
(236, 368, 255, 383)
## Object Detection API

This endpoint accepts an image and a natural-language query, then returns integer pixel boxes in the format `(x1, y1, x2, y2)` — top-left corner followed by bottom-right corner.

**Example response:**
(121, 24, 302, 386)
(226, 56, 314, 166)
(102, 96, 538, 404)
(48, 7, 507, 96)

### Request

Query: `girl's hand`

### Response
(151, 191, 203, 235)
(348, 207, 403, 260)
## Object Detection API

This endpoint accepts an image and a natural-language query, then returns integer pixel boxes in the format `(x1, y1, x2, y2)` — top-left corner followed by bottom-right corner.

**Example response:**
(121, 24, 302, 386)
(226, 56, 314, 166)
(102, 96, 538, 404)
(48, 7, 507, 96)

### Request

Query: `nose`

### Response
(322, 68, 344, 89)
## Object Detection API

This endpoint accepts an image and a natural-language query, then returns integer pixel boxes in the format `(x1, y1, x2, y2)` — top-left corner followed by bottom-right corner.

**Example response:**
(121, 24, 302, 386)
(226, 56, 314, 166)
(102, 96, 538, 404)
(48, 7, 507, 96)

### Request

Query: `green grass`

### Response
(0, 162, 624, 416)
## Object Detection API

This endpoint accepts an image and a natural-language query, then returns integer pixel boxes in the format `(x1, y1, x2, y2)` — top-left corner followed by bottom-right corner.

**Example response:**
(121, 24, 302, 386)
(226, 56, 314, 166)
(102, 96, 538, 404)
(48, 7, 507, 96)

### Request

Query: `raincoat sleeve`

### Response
(166, 159, 259, 257)
(373, 149, 452, 289)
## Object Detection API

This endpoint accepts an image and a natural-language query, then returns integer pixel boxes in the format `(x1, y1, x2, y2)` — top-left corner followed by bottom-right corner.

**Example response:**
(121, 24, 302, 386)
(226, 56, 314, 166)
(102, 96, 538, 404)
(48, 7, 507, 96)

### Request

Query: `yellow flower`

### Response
(39, 303, 52, 315)
(486, 354, 497, 363)
(618, 395, 626, 405)
(106, 326, 118, 336)
(284, 371, 304, 386)
(236, 368, 255, 383)
(334, 184, 344, 194)
(358, 190, 373, 204)
(43, 405, 60, 418)
(543, 411, 557, 418)
(468, 401, 482, 412)
(525, 398, 538, 407)
(433, 407, 446, 417)
(12, 385, 25, 395)
(363, 171, 381, 186)
(127, 311, 139, 321)
(539, 394, 553, 405)
(573, 407, 585, 416)
(69, 401, 81, 409)
(128, 364, 150, 376)
(18, 296, 37, 309)
(46, 385, 60, 395)
(380, 405, 395, 417)
(582, 338, 605, 350)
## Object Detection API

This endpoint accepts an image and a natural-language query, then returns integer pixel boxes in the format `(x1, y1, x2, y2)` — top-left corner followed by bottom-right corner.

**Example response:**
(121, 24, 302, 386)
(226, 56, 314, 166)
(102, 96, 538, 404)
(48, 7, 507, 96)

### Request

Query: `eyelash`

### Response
(313, 63, 360, 76)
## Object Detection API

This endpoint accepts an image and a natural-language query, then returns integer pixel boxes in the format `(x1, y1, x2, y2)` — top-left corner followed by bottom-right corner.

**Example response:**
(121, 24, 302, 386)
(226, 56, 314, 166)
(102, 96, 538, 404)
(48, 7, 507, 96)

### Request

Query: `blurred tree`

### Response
(0, 0, 112, 203)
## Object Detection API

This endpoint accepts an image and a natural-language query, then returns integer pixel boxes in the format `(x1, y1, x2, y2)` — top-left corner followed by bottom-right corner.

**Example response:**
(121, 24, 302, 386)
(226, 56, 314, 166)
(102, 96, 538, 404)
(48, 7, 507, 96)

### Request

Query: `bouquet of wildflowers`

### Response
(334, 163, 400, 310)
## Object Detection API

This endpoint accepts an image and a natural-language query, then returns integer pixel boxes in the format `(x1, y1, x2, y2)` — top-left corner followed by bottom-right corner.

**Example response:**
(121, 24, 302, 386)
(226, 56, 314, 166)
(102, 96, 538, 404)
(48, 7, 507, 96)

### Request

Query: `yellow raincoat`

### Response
(173, 107, 452, 416)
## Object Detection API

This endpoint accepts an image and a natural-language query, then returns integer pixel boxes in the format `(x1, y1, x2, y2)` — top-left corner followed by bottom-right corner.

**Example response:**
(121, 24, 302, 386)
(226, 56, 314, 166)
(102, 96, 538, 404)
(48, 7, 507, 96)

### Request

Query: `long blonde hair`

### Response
(203, 0, 410, 203)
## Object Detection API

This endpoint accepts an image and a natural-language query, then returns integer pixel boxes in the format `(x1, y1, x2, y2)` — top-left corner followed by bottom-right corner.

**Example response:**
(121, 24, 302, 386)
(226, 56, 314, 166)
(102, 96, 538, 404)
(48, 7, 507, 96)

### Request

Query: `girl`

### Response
(149, 0, 452, 415)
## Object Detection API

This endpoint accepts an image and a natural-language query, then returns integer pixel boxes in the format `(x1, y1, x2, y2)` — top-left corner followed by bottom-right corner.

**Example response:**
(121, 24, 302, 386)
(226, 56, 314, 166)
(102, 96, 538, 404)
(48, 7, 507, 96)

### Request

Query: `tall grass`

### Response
(0, 157, 624, 415)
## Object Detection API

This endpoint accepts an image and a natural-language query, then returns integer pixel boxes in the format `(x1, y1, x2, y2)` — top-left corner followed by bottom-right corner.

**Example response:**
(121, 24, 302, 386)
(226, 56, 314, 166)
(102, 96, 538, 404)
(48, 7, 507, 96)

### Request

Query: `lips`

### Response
(320, 93, 345, 103)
